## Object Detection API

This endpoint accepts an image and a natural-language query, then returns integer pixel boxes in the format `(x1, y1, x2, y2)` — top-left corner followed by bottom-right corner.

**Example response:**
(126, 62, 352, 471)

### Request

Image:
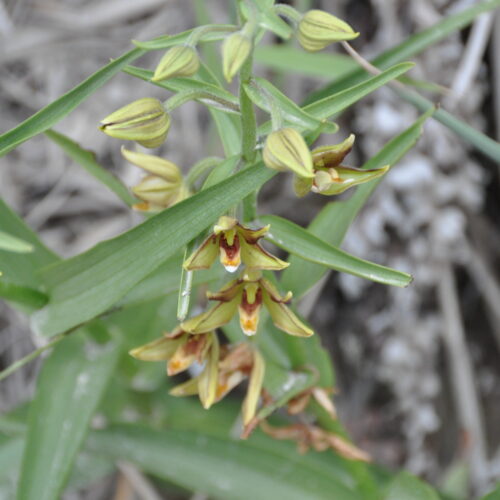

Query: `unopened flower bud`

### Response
(100, 97, 170, 148)
(121, 147, 182, 183)
(263, 128, 314, 179)
(132, 175, 182, 207)
(152, 45, 200, 82)
(222, 32, 252, 83)
(298, 10, 359, 52)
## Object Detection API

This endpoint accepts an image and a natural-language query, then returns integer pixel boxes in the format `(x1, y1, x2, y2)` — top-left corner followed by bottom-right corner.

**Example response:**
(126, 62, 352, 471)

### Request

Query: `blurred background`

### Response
(0, 0, 499, 498)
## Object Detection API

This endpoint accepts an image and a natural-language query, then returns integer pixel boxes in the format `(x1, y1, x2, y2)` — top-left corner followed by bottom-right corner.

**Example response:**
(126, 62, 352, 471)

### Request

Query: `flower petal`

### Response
(311, 134, 355, 169)
(314, 165, 390, 196)
(129, 335, 183, 361)
(242, 350, 265, 425)
(183, 235, 219, 271)
(167, 334, 209, 376)
(169, 376, 200, 397)
(240, 238, 289, 271)
(181, 299, 239, 334)
(198, 332, 220, 409)
(262, 289, 314, 337)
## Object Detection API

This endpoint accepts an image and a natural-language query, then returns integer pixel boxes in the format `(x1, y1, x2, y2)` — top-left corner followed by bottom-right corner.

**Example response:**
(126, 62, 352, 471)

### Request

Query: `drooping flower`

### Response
(121, 147, 189, 212)
(261, 421, 370, 461)
(100, 97, 170, 148)
(287, 386, 337, 420)
(180, 270, 313, 337)
(152, 45, 200, 82)
(183, 216, 288, 273)
(293, 134, 389, 197)
(170, 342, 265, 425)
(263, 127, 314, 179)
(130, 328, 220, 409)
(297, 10, 359, 52)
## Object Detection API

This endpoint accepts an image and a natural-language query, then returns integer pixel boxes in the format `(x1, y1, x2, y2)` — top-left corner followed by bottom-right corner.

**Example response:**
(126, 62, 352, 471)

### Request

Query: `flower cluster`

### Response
(99, 4, 372, 459)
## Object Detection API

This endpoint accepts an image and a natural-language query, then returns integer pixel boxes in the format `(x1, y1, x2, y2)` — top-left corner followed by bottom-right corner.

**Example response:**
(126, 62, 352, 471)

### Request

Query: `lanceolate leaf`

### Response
(282, 112, 430, 298)
(17, 333, 119, 500)
(0, 200, 58, 287)
(303, 63, 414, 120)
(305, 0, 500, 101)
(262, 215, 412, 288)
(384, 472, 440, 500)
(0, 232, 33, 254)
(0, 48, 146, 157)
(45, 130, 136, 207)
(34, 165, 275, 337)
(87, 424, 361, 500)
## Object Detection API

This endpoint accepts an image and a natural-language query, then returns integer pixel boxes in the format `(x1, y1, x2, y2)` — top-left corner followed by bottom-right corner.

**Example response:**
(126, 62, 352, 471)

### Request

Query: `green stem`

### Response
(177, 239, 198, 321)
(0, 333, 66, 383)
(274, 4, 302, 24)
(239, 57, 257, 162)
(187, 24, 238, 46)
(186, 157, 223, 188)
(164, 90, 240, 113)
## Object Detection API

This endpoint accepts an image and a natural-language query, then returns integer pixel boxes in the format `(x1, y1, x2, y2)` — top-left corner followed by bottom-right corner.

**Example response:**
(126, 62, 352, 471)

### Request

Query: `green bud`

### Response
(298, 10, 359, 52)
(263, 128, 314, 179)
(100, 97, 170, 148)
(222, 32, 252, 83)
(152, 45, 200, 82)
(121, 147, 182, 183)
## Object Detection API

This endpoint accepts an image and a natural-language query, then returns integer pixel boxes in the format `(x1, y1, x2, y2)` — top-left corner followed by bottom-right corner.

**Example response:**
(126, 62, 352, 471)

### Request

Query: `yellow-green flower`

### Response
(121, 147, 189, 212)
(100, 97, 170, 148)
(294, 134, 389, 196)
(129, 327, 211, 376)
(152, 45, 200, 82)
(171, 342, 265, 425)
(297, 10, 359, 52)
(184, 216, 288, 273)
(181, 270, 313, 337)
(263, 128, 314, 179)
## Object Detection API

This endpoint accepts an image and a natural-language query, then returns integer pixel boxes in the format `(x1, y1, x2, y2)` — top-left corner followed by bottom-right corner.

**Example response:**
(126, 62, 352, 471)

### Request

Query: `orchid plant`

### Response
(2, 0, 500, 498)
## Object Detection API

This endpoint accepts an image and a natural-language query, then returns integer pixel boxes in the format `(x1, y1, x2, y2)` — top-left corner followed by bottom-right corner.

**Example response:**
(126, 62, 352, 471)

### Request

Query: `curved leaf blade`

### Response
(17, 334, 119, 500)
(34, 165, 275, 337)
(262, 215, 412, 288)
(0, 48, 145, 157)
(282, 112, 430, 298)
(45, 130, 136, 206)
(87, 424, 360, 500)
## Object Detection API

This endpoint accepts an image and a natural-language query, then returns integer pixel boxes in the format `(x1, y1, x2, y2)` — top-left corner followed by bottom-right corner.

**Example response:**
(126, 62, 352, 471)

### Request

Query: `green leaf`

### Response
(480, 484, 500, 500)
(395, 87, 500, 163)
(282, 112, 430, 298)
(0, 200, 57, 287)
(0, 232, 33, 253)
(123, 65, 240, 114)
(306, 0, 500, 101)
(45, 130, 136, 206)
(17, 333, 119, 500)
(132, 26, 237, 50)
(303, 62, 414, 121)
(245, 77, 337, 133)
(263, 215, 412, 287)
(87, 424, 361, 500)
(34, 164, 275, 337)
(0, 281, 48, 309)
(254, 45, 357, 79)
(384, 472, 440, 500)
(0, 48, 146, 157)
